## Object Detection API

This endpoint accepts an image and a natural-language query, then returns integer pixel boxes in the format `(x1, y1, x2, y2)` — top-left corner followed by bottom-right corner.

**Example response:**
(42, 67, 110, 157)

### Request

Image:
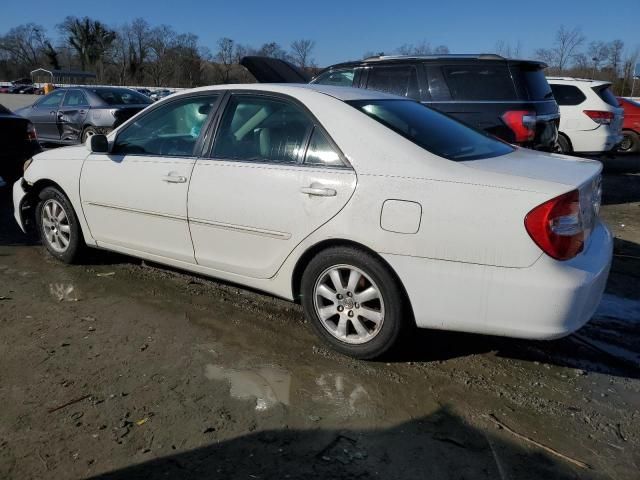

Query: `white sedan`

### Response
(13, 84, 612, 359)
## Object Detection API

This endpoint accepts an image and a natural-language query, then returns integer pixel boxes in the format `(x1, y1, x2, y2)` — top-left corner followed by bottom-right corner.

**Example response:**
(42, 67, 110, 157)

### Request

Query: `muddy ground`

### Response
(0, 156, 639, 480)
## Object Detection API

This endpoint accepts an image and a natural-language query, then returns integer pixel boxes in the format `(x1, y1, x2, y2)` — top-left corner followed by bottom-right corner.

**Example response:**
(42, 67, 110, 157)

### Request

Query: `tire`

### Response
(300, 246, 409, 359)
(81, 126, 98, 144)
(36, 187, 84, 263)
(618, 130, 639, 154)
(556, 134, 572, 154)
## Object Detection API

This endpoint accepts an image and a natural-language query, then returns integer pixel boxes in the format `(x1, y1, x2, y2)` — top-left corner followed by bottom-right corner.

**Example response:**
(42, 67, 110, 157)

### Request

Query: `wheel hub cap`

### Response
(313, 264, 385, 345)
(42, 199, 71, 253)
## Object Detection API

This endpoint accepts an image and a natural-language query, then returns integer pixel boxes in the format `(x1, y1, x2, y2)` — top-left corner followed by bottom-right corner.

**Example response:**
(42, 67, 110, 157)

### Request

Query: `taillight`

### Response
(502, 110, 536, 143)
(525, 190, 584, 261)
(583, 110, 614, 125)
(26, 123, 37, 141)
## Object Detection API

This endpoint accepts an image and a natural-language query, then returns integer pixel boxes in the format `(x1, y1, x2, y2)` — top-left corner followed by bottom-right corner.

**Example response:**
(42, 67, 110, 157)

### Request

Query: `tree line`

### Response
(0, 17, 318, 87)
(497, 26, 638, 96)
(1, 19, 638, 95)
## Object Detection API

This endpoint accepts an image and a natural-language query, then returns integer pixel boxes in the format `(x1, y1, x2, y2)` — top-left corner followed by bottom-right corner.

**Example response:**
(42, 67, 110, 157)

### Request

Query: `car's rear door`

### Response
(188, 91, 356, 279)
(58, 89, 89, 143)
(80, 93, 221, 263)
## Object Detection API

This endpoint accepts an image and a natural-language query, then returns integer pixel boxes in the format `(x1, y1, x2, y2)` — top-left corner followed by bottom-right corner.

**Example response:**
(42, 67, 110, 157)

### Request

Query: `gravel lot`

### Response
(0, 155, 639, 479)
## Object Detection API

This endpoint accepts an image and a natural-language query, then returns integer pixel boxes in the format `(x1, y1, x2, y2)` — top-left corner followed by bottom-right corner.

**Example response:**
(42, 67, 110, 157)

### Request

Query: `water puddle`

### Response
(205, 364, 291, 411)
(48, 283, 80, 302)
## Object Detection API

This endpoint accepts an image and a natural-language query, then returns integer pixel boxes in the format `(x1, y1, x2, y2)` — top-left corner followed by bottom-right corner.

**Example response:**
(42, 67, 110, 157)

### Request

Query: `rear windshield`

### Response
(592, 85, 618, 107)
(348, 99, 514, 161)
(441, 64, 517, 101)
(91, 88, 152, 106)
(512, 66, 553, 101)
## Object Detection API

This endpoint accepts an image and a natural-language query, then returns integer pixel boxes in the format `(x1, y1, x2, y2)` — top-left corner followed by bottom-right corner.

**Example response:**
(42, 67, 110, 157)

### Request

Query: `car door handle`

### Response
(162, 173, 187, 183)
(300, 186, 337, 197)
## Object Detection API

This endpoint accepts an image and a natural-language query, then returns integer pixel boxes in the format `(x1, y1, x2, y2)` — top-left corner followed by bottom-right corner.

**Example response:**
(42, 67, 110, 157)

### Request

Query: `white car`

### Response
(547, 77, 624, 154)
(13, 84, 612, 359)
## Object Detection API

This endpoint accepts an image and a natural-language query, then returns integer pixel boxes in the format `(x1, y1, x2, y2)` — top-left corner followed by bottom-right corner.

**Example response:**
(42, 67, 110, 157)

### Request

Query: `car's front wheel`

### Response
(300, 246, 409, 359)
(36, 187, 84, 263)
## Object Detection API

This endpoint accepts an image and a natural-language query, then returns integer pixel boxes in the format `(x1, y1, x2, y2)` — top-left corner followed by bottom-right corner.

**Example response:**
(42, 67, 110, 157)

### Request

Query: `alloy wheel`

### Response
(41, 199, 71, 253)
(313, 264, 385, 345)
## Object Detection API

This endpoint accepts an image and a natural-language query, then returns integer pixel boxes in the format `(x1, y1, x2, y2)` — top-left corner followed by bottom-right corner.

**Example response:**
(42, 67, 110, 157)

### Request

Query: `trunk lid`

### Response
(240, 56, 310, 83)
(465, 147, 602, 246)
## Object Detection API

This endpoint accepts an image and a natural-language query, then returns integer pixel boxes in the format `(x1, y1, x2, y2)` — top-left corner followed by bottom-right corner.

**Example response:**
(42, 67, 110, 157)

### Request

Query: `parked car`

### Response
(241, 54, 560, 151)
(0, 85, 12, 93)
(14, 86, 153, 144)
(0, 104, 41, 184)
(13, 84, 611, 359)
(149, 89, 173, 101)
(616, 97, 640, 153)
(547, 78, 624, 154)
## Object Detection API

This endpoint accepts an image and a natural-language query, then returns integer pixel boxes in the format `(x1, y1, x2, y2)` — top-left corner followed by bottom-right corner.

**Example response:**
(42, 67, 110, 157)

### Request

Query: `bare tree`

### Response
(495, 40, 521, 58)
(0, 23, 49, 69)
(216, 37, 235, 83)
(290, 39, 315, 68)
(535, 26, 584, 73)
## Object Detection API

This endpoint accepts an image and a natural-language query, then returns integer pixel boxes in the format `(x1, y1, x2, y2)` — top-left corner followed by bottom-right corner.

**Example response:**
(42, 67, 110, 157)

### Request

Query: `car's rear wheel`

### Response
(556, 134, 572, 154)
(36, 187, 84, 263)
(618, 130, 639, 154)
(81, 126, 98, 144)
(300, 246, 408, 359)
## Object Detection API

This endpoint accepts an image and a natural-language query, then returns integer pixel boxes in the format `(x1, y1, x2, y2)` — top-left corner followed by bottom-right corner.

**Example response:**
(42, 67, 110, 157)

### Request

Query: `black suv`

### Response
(242, 54, 559, 151)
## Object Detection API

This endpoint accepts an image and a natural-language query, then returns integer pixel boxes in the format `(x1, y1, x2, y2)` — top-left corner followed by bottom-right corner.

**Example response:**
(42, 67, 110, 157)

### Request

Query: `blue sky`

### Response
(1, 0, 637, 66)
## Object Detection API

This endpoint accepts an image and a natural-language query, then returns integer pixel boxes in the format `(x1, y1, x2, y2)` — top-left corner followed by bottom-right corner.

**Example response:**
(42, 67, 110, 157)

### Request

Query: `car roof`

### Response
(315, 54, 547, 74)
(546, 77, 611, 87)
(181, 83, 408, 102)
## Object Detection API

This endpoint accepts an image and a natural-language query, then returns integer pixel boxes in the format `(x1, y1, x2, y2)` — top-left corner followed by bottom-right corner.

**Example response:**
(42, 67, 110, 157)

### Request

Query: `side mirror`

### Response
(88, 134, 109, 153)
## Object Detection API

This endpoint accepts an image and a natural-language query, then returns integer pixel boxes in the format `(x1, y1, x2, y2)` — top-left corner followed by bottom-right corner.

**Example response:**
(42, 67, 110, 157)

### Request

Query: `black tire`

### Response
(618, 130, 639, 154)
(556, 134, 572, 154)
(81, 126, 98, 144)
(36, 186, 84, 263)
(300, 246, 409, 359)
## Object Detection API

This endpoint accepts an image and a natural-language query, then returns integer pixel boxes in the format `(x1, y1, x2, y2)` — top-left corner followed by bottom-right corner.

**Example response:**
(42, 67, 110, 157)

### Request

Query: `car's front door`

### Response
(80, 93, 221, 263)
(188, 92, 357, 279)
(29, 90, 65, 141)
(58, 89, 89, 143)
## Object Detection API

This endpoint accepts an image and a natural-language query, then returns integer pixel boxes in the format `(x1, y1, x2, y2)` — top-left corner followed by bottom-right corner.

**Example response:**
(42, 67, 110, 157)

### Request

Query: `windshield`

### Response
(91, 88, 153, 106)
(347, 99, 514, 161)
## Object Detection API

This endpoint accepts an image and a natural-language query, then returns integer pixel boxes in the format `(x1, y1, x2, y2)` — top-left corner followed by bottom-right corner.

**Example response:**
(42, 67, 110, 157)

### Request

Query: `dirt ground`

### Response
(0, 155, 639, 480)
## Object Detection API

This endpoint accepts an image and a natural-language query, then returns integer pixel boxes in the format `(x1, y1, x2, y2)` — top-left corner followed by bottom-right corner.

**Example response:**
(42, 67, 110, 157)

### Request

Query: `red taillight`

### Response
(583, 110, 614, 125)
(502, 110, 536, 143)
(525, 190, 584, 261)
(26, 123, 37, 141)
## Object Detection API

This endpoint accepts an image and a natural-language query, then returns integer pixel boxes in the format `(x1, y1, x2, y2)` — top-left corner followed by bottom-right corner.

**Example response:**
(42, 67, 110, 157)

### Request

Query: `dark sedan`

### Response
(0, 104, 41, 184)
(14, 87, 153, 144)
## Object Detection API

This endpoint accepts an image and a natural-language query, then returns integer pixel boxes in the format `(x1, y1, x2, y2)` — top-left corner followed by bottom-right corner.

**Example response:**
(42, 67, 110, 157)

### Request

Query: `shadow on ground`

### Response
(86, 407, 589, 480)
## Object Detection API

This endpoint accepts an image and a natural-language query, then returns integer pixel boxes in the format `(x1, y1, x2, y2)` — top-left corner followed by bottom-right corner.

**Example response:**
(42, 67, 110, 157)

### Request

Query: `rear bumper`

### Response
(566, 128, 623, 153)
(383, 221, 612, 339)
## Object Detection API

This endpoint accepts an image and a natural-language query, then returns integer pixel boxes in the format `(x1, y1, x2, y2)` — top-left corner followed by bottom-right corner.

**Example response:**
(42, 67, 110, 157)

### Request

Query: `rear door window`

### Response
(312, 68, 356, 87)
(592, 85, 619, 107)
(550, 84, 586, 106)
(442, 64, 517, 101)
(365, 65, 419, 98)
(212, 94, 313, 164)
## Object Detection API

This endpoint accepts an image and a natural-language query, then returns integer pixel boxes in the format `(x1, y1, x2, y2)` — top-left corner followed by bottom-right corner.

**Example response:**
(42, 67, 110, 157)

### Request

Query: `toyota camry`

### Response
(12, 84, 612, 359)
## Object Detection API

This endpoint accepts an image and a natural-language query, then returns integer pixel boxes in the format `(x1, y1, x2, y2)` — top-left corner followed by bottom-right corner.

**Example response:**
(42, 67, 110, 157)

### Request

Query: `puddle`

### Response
(48, 283, 80, 302)
(595, 293, 640, 322)
(205, 364, 291, 411)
